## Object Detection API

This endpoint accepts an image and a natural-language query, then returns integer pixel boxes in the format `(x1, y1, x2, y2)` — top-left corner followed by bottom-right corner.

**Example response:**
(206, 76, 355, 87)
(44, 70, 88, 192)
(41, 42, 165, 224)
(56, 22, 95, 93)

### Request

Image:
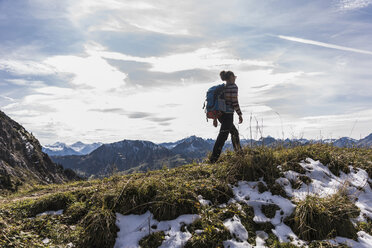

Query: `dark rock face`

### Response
(0, 110, 79, 191)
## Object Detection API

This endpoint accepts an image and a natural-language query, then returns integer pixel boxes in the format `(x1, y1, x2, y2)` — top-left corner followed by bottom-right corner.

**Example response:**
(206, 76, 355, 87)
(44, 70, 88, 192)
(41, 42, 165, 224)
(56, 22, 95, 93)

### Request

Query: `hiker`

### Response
(209, 70, 243, 163)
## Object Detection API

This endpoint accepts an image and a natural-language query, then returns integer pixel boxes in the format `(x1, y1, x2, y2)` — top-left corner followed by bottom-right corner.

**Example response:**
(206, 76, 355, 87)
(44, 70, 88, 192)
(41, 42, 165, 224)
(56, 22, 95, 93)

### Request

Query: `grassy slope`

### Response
(0, 144, 371, 248)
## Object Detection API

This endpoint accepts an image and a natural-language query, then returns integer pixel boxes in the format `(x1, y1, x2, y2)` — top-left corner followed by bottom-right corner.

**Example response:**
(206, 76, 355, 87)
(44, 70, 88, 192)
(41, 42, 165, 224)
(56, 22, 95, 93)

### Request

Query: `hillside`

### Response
(1, 144, 371, 247)
(0, 110, 79, 191)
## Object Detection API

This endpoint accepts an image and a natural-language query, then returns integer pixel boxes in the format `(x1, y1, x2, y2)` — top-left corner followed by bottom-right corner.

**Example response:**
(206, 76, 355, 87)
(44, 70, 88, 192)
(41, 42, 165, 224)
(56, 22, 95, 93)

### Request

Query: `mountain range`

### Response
(51, 140, 188, 177)
(46, 134, 372, 178)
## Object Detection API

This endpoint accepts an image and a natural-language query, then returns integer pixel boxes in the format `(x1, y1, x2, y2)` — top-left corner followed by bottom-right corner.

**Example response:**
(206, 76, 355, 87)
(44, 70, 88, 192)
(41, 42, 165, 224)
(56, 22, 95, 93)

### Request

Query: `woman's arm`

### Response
(230, 85, 242, 116)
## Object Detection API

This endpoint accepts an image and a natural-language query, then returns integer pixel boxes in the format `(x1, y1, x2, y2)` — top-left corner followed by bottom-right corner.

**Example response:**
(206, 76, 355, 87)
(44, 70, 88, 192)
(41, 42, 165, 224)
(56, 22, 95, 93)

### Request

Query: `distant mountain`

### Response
(159, 136, 255, 160)
(171, 136, 214, 160)
(333, 137, 357, 148)
(70, 141, 103, 155)
(51, 140, 188, 177)
(160, 136, 215, 160)
(42, 141, 103, 156)
(43, 142, 81, 156)
(254, 136, 278, 147)
(357, 133, 372, 148)
(0, 110, 79, 191)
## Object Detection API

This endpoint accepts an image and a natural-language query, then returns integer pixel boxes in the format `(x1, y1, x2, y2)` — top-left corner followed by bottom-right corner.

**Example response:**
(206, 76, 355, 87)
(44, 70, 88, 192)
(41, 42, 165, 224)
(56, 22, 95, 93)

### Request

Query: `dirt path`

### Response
(0, 186, 93, 205)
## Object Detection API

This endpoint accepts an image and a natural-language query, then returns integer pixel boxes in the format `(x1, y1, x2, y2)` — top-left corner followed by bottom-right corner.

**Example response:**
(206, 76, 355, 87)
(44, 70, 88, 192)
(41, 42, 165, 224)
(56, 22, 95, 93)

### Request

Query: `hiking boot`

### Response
(209, 157, 218, 164)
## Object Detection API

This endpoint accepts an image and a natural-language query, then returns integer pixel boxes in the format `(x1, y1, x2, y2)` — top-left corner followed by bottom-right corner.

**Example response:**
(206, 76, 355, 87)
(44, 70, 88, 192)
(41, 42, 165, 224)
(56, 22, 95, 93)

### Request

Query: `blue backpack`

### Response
(202, 84, 226, 120)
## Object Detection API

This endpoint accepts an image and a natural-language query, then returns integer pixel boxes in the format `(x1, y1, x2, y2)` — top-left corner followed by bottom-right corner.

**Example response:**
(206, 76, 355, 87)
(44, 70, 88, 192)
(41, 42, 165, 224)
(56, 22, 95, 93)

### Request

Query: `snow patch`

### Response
(255, 231, 268, 247)
(36, 209, 63, 216)
(223, 215, 249, 241)
(326, 231, 372, 248)
(114, 211, 199, 248)
(197, 195, 212, 206)
(277, 158, 372, 221)
(230, 180, 306, 246)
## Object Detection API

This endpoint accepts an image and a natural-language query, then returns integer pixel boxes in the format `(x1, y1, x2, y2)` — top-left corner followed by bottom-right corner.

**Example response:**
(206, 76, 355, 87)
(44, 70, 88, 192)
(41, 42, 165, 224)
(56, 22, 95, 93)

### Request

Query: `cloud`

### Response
(0, 59, 56, 75)
(336, 0, 372, 10)
(89, 107, 175, 123)
(148, 117, 176, 122)
(127, 112, 153, 119)
(89, 108, 125, 113)
(96, 43, 274, 73)
(0, 95, 14, 101)
(66, 0, 192, 36)
(5, 79, 46, 87)
(105, 59, 217, 87)
(44, 51, 128, 90)
(277, 35, 372, 55)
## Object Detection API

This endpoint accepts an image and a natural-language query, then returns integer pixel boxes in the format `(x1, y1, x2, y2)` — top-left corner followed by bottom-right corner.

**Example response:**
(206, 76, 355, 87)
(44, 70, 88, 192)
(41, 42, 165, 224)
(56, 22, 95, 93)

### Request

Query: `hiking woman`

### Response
(209, 70, 243, 163)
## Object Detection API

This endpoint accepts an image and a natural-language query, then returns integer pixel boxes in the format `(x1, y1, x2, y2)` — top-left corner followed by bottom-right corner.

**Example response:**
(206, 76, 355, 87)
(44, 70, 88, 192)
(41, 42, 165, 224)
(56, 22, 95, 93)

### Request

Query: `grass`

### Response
(286, 191, 360, 241)
(0, 144, 371, 247)
(139, 231, 165, 248)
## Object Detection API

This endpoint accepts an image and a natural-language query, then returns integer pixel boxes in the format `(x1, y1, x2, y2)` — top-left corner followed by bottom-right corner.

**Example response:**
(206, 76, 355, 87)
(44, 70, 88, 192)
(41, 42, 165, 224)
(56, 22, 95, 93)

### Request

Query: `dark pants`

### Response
(210, 113, 241, 162)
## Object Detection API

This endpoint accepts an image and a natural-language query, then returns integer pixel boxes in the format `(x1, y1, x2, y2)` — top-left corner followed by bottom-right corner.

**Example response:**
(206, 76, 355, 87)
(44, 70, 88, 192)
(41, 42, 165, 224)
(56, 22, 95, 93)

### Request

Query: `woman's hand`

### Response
(213, 118, 218, 127)
(239, 115, 243, 124)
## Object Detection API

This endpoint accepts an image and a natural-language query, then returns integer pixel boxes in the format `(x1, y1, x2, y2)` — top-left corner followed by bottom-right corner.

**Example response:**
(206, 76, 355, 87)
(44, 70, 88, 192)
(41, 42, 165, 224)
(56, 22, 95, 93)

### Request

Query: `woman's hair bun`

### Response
(220, 70, 227, 81)
(220, 70, 234, 81)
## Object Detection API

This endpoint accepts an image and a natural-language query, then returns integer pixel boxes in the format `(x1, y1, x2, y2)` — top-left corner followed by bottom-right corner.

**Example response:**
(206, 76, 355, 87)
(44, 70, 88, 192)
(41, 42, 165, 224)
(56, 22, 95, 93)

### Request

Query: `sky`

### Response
(0, 0, 372, 145)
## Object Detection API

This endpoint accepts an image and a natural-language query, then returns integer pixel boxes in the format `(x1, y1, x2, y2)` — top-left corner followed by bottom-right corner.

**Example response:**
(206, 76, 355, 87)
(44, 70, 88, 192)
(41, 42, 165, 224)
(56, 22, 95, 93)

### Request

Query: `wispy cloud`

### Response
(95, 43, 274, 73)
(336, 0, 372, 10)
(277, 35, 372, 55)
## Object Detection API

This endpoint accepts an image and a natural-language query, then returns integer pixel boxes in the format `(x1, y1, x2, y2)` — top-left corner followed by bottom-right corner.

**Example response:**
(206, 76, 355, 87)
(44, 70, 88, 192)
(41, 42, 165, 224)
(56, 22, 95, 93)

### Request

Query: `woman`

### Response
(209, 70, 243, 163)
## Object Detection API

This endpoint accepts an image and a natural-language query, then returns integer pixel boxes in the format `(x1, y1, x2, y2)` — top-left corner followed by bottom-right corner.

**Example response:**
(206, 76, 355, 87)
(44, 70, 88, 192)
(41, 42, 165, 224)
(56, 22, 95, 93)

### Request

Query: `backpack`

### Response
(202, 84, 226, 120)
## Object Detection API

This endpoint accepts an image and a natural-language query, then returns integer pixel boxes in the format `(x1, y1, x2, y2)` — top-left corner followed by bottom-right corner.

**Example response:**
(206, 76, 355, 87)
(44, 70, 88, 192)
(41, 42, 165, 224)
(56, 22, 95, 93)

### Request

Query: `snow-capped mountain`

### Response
(43, 142, 81, 156)
(70, 141, 103, 154)
(42, 141, 103, 156)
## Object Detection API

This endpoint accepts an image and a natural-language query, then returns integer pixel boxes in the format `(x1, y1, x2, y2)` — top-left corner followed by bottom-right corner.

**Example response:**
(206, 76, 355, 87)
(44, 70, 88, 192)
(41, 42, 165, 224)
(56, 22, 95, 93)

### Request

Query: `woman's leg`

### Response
(230, 124, 242, 152)
(209, 113, 233, 163)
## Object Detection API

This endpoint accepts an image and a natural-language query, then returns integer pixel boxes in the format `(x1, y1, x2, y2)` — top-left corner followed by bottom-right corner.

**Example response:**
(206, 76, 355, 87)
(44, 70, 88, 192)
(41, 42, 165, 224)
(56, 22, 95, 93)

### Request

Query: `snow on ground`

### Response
(277, 158, 372, 221)
(36, 209, 63, 217)
(197, 195, 211, 206)
(228, 180, 306, 247)
(255, 231, 268, 247)
(114, 211, 199, 248)
(327, 231, 372, 248)
(114, 158, 372, 248)
(224, 215, 249, 241)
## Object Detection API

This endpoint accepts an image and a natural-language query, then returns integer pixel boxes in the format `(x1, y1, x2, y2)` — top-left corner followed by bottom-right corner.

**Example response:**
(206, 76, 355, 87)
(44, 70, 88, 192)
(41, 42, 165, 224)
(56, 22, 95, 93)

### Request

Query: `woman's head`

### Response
(220, 70, 236, 83)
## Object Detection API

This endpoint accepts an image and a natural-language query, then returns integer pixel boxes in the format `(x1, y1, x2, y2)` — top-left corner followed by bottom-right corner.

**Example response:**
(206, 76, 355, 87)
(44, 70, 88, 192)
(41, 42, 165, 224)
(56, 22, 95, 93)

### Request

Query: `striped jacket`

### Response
(224, 83, 242, 116)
